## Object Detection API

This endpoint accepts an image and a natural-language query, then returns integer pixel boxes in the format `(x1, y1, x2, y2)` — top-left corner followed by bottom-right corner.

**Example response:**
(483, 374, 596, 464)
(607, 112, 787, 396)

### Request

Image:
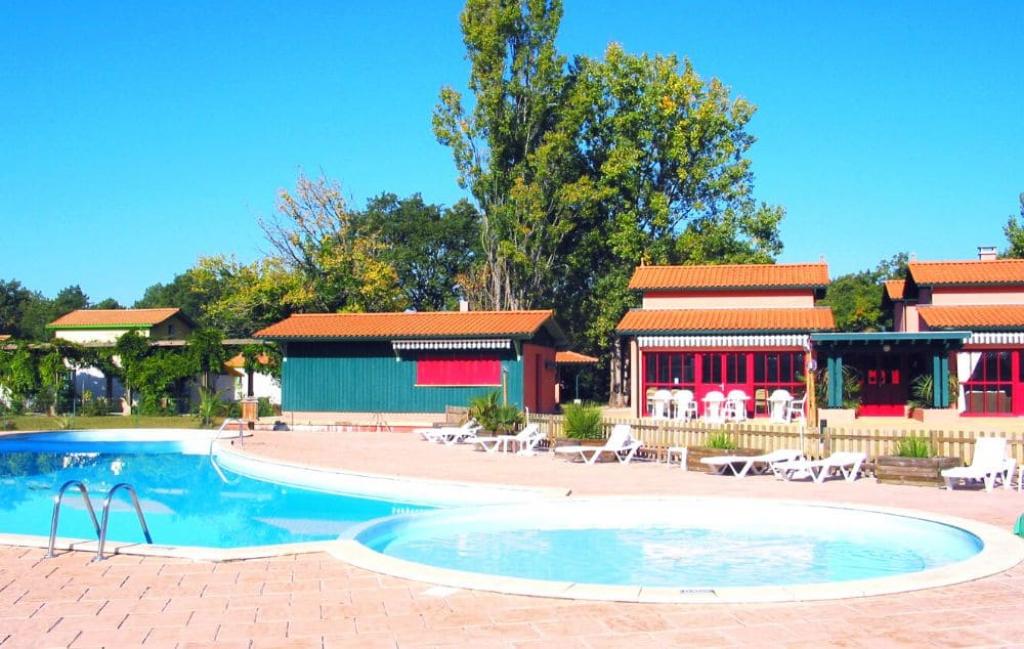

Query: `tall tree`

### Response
(259, 173, 407, 313)
(0, 280, 32, 338)
(434, 0, 589, 309)
(1002, 193, 1024, 258)
(359, 194, 481, 311)
(134, 271, 208, 324)
(819, 252, 909, 332)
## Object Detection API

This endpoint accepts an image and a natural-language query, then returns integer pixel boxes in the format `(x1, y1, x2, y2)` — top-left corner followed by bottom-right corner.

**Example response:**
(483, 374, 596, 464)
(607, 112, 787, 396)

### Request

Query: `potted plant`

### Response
(686, 431, 764, 473)
(907, 374, 960, 423)
(558, 402, 604, 448)
(469, 392, 523, 436)
(875, 435, 960, 487)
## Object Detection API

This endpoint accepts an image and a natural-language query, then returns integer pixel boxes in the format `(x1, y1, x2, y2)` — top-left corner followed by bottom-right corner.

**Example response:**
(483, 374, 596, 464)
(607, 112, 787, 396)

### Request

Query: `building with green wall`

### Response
(256, 310, 568, 417)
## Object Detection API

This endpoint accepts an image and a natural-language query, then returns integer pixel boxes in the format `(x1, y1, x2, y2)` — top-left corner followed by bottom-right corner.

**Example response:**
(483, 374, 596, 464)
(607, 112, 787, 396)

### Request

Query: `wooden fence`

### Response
(527, 413, 1024, 465)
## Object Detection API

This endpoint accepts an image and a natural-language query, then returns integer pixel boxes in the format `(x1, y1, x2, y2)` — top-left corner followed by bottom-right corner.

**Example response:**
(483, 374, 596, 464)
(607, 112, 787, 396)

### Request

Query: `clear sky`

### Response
(2, 0, 1022, 305)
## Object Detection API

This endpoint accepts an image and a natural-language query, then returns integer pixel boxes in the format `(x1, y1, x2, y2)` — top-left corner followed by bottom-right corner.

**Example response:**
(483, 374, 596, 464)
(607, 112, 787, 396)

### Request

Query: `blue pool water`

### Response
(356, 499, 984, 588)
(0, 432, 430, 548)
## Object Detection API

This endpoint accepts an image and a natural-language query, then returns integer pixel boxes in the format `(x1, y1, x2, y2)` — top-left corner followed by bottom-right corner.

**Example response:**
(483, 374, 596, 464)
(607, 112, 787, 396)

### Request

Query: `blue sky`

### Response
(1, 0, 1022, 305)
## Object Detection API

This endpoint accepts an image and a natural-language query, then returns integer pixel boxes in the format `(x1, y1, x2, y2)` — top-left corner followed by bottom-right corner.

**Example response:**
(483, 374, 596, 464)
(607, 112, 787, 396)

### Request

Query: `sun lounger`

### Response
(699, 449, 804, 478)
(941, 437, 1016, 492)
(474, 423, 543, 455)
(773, 451, 867, 483)
(553, 424, 643, 464)
(414, 419, 479, 443)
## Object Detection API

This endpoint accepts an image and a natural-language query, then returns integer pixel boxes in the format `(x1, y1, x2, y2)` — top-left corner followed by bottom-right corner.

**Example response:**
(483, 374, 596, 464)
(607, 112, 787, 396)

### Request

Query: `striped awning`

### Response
(391, 339, 512, 351)
(967, 332, 1024, 346)
(637, 334, 809, 349)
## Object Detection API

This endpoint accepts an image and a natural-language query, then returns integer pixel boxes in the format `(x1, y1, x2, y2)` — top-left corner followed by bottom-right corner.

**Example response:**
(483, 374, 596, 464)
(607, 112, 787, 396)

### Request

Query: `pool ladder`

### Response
(46, 480, 153, 561)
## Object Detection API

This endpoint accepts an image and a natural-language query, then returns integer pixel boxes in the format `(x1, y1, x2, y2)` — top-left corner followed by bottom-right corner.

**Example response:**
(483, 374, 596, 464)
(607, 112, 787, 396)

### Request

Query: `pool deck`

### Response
(3, 429, 1024, 648)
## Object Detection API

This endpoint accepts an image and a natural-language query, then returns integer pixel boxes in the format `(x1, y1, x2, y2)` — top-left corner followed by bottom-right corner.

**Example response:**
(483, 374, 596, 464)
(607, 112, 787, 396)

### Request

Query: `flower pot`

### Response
(686, 446, 764, 473)
(875, 455, 961, 487)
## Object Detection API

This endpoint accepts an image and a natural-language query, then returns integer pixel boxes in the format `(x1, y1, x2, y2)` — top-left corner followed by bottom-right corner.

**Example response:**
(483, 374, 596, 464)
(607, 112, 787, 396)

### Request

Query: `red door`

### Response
(858, 353, 908, 416)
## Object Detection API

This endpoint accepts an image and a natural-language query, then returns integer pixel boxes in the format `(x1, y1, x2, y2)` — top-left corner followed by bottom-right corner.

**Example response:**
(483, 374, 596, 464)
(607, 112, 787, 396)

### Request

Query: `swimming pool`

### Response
(340, 497, 1024, 602)
(0, 430, 437, 549)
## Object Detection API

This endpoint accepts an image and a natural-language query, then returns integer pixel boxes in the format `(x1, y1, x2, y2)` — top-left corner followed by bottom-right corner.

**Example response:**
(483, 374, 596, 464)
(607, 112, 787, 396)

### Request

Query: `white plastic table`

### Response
(667, 446, 688, 470)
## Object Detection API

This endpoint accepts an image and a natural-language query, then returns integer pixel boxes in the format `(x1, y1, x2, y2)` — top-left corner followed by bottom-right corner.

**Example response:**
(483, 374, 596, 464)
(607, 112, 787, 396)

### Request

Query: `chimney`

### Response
(978, 245, 997, 261)
(458, 298, 470, 312)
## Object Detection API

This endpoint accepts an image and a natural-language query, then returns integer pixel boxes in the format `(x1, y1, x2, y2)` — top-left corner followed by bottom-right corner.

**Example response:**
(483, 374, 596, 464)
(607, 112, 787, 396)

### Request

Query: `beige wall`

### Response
(929, 286, 1024, 306)
(53, 328, 148, 344)
(52, 316, 193, 344)
(642, 289, 816, 310)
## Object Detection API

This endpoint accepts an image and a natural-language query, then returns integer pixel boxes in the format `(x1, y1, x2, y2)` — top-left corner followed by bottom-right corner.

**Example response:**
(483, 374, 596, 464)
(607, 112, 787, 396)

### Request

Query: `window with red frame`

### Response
(416, 354, 502, 386)
(962, 350, 1015, 414)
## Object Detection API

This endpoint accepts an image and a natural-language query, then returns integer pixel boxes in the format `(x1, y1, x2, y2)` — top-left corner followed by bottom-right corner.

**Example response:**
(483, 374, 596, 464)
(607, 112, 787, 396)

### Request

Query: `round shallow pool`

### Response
(342, 497, 1023, 602)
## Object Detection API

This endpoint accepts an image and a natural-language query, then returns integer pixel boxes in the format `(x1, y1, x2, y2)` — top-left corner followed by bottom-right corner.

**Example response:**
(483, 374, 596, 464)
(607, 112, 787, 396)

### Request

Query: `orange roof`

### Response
(47, 308, 183, 329)
(628, 263, 829, 291)
(616, 308, 835, 333)
(224, 353, 272, 369)
(918, 305, 1024, 330)
(884, 279, 907, 301)
(255, 310, 566, 343)
(908, 259, 1024, 287)
(555, 351, 599, 364)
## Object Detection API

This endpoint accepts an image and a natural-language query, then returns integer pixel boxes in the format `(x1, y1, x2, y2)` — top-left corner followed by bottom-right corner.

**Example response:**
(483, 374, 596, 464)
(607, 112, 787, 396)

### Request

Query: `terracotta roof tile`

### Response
(47, 308, 182, 329)
(555, 351, 598, 364)
(224, 353, 272, 369)
(908, 259, 1024, 287)
(616, 308, 835, 333)
(918, 305, 1024, 330)
(628, 263, 829, 291)
(255, 310, 561, 341)
(884, 279, 907, 300)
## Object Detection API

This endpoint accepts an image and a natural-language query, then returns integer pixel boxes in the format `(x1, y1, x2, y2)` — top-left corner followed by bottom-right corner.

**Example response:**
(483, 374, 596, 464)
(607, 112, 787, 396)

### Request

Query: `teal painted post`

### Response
(827, 356, 842, 408)
(939, 352, 950, 408)
(932, 353, 942, 408)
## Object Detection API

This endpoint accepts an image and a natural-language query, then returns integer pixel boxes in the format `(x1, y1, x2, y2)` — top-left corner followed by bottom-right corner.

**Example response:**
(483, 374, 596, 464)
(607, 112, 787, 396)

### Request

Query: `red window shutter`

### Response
(417, 355, 501, 386)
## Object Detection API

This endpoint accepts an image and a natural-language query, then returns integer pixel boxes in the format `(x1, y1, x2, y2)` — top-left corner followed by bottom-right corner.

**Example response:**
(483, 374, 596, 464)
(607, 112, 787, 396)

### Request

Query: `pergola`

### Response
(810, 331, 971, 410)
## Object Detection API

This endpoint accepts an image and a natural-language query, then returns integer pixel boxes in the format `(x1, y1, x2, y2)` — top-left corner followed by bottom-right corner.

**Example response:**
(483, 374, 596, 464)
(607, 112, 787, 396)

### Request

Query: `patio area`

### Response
(2, 429, 1024, 648)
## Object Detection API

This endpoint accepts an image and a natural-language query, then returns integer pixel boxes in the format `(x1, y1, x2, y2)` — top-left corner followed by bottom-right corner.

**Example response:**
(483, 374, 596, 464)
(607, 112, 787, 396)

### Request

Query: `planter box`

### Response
(875, 455, 961, 487)
(687, 446, 764, 473)
(817, 408, 857, 424)
(910, 408, 960, 424)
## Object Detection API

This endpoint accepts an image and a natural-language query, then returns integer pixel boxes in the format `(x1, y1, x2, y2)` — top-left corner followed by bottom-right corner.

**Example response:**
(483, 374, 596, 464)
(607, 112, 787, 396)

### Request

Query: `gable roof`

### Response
(255, 310, 568, 346)
(616, 307, 835, 334)
(907, 259, 1024, 287)
(918, 305, 1024, 331)
(628, 263, 829, 292)
(47, 308, 187, 330)
(883, 279, 907, 301)
(555, 351, 599, 364)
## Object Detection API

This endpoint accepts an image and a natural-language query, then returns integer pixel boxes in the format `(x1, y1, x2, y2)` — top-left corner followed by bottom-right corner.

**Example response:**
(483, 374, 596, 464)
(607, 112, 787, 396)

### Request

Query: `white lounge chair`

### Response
(774, 451, 867, 483)
(700, 449, 804, 478)
(942, 437, 1016, 492)
(474, 423, 543, 455)
(553, 424, 643, 464)
(414, 419, 479, 443)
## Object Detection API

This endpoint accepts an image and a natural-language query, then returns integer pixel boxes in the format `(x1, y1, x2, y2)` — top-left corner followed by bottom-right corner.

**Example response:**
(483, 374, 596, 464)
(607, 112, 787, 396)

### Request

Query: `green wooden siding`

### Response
(281, 342, 524, 413)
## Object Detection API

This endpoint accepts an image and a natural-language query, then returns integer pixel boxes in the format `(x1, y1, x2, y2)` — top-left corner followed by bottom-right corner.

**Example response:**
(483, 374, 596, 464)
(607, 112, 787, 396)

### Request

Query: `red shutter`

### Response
(417, 355, 501, 386)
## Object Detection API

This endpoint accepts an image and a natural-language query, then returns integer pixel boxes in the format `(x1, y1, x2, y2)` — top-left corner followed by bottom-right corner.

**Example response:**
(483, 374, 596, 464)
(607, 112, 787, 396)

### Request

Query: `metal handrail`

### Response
(95, 483, 153, 561)
(208, 418, 246, 456)
(47, 480, 101, 558)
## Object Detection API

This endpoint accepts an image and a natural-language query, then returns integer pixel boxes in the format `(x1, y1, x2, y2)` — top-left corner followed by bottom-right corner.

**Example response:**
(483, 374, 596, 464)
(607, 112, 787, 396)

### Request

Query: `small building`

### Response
(47, 308, 194, 345)
(255, 310, 568, 418)
(884, 252, 1024, 417)
(615, 263, 836, 418)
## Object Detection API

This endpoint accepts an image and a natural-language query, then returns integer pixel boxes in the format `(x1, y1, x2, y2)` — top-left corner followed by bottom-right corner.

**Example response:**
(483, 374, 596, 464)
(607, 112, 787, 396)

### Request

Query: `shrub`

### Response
(468, 392, 523, 433)
(257, 397, 277, 417)
(705, 431, 736, 450)
(563, 402, 603, 440)
(196, 388, 224, 428)
(896, 436, 934, 458)
(80, 391, 111, 417)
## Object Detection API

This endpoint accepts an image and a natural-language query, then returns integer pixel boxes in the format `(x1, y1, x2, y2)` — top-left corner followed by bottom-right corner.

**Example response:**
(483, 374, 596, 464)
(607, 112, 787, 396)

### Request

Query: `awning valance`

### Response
(637, 334, 809, 349)
(392, 339, 512, 351)
(967, 332, 1024, 346)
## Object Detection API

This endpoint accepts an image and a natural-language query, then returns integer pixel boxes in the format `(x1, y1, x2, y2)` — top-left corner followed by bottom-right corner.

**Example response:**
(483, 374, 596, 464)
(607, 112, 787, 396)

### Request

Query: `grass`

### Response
(1, 415, 224, 432)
